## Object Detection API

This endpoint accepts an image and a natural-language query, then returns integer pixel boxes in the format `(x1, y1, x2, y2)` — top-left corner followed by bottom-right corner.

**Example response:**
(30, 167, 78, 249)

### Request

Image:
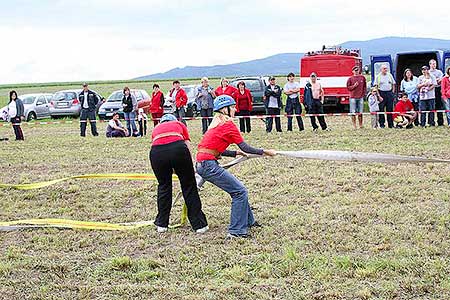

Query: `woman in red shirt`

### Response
(196, 95, 276, 238)
(150, 84, 164, 126)
(441, 67, 450, 126)
(235, 81, 253, 133)
(150, 114, 208, 234)
(215, 78, 237, 98)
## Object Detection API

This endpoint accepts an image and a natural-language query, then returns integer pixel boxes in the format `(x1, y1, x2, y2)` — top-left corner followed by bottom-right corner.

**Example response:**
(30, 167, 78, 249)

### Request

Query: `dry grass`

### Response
(0, 115, 449, 300)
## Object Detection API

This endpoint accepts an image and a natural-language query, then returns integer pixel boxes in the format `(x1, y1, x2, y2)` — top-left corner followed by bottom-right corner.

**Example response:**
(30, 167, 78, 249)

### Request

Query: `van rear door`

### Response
(443, 51, 450, 72)
(370, 55, 393, 86)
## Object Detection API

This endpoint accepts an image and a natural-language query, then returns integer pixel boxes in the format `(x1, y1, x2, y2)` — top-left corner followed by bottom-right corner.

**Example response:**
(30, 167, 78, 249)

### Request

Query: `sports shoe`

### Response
(156, 226, 168, 233)
(195, 226, 209, 234)
(226, 233, 249, 239)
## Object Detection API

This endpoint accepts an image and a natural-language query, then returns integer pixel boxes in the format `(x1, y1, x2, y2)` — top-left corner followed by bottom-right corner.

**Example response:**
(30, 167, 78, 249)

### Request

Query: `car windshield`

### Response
(108, 91, 124, 102)
(21, 95, 36, 104)
(231, 79, 262, 92)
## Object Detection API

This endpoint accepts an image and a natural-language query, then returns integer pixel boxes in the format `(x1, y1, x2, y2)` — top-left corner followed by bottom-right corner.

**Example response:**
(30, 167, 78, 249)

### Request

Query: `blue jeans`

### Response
(196, 160, 255, 235)
(124, 111, 137, 135)
(419, 99, 435, 127)
(349, 98, 364, 114)
(443, 98, 450, 125)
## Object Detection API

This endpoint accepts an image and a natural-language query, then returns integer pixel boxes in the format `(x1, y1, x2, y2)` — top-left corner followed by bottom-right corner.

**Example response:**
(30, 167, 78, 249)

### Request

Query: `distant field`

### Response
(0, 116, 449, 299)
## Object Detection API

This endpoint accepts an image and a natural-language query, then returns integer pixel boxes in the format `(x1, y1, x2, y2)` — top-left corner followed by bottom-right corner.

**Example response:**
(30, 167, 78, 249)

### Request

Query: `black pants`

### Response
(435, 87, 444, 126)
(150, 141, 207, 230)
(238, 110, 251, 133)
(200, 108, 213, 134)
(412, 102, 420, 126)
(80, 109, 98, 136)
(266, 108, 282, 132)
(11, 117, 24, 140)
(139, 119, 147, 136)
(285, 97, 304, 131)
(309, 99, 327, 130)
(378, 91, 394, 128)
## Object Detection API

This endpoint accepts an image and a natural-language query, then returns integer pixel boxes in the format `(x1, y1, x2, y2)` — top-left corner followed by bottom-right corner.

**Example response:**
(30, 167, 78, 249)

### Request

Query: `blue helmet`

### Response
(160, 114, 177, 123)
(213, 95, 236, 112)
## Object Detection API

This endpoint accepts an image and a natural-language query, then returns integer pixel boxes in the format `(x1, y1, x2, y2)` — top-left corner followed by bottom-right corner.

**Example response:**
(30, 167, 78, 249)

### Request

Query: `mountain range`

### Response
(135, 37, 450, 80)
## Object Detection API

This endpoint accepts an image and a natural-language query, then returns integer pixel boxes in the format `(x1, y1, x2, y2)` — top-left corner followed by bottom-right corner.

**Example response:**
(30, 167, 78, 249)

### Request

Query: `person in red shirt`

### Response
(215, 78, 238, 98)
(235, 81, 253, 133)
(393, 93, 417, 128)
(441, 67, 450, 126)
(169, 80, 188, 125)
(150, 84, 164, 126)
(150, 114, 208, 234)
(196, 95, 276, 238)
(346, 66, 367, 129)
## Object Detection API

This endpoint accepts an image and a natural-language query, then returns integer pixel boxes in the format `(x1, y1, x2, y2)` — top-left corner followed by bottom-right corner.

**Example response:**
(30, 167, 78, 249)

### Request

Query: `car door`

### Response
(43, 95, 52, 118)
(443, 51, 450, 73)
(35, 96, 48, 118)
(370, 55, 393, 86)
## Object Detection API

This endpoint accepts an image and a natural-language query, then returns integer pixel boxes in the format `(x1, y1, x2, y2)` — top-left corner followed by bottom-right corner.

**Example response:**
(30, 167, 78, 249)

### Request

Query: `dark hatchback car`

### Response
(229, 76, 269, 114)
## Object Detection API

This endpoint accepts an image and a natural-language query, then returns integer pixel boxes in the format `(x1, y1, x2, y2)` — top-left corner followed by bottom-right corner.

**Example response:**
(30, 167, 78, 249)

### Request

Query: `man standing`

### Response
(283, 72, 304, 131)
(264, 76, 283, 133)
(170, 80, 188, 125)
(79, 83, 102, 137)
(429, 59, 444, 126)
(347, 65, 367, 129)
(417, 66, 437, 127)
(306, 73, 328, 131)
(374, 65, 396, 128)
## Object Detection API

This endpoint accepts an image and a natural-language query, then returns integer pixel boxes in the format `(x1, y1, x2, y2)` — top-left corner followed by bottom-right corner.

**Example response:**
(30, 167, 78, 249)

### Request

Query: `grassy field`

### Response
(0, 115, 449, 299)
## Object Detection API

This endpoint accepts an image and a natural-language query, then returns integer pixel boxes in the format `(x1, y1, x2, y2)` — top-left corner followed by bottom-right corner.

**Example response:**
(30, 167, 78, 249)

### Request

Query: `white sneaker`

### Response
(195, 226, 209, 234)
(157, 226, 168, 233)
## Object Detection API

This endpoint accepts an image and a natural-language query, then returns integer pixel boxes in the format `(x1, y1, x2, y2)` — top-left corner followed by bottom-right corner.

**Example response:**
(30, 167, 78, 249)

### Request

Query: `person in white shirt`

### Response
(8, 90, 25, 140)
(283, 72, 304, 131)
(429, 59, 445, 126)
(106, 113, 128, 138)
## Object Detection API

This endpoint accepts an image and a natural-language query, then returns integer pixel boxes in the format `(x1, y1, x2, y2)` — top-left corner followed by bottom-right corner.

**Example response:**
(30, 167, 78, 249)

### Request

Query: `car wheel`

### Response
(27, 112, 36, 122)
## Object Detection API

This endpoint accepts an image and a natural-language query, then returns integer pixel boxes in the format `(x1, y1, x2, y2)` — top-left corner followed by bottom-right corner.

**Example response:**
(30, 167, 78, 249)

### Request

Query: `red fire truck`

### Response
(299, 46, 362, 112)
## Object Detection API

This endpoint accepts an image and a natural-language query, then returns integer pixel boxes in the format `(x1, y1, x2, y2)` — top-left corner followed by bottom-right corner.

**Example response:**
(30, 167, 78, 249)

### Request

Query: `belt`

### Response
(197, 147, 221, 158)
(152, 132, 184, 143)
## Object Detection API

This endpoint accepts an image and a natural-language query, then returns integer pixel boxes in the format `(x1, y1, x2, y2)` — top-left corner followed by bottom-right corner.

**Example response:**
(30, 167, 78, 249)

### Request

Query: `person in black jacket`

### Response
(122, 86, 139, 137)
(263, 77, 283, 132)
(7, 90, 25, 140)
(79, 83, 102, 137)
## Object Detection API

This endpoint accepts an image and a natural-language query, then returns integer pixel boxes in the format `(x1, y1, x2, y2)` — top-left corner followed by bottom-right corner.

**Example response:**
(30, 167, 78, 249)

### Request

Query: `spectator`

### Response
(150, 84, 164, 126)
(306, 72, 328, 131)
(150, 114, 208, 234)
(263, 76, 283, 133)
(417, 66, 437, 127)
(374, 65, 396, 128)
(440, 67, 450, 127)
(400, 68, 420, 126)
(368, 87, 381, 129)
(196, 77, 216, 134)
(122, 87, 139, 137)
(79, 83, 102, 137)
(215, 78, 237, 98)
(283, 72, 304, 131)
(7, 90, 24, 140)
(196, 95, 276, 238)
(106, 112, 128, 137)
(393, 93, 417, 129)
(235, 81, 253, 133)
(138, 108, 148, 137)
(169, 80, 188, 125)
(347, 65, 367, 129)
(429, 59, 445, 126)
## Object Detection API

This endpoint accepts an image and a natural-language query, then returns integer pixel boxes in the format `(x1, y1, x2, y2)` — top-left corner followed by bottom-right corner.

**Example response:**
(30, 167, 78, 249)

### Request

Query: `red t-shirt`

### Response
(346, 75, 367, 99)
(393, 99, 414, 119)
(215, 85, 238, 99)
(235, 89, 253, 112)
(196, 120, 244, 161)
(151, 121, 189, 146)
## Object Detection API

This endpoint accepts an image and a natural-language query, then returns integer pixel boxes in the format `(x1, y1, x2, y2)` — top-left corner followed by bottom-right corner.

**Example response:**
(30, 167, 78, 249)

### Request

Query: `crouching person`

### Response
(106, 112, 128, 137)
(196, 95, 276, 239)
(393, 93, 418, 129)
(150, 114, 208, 233)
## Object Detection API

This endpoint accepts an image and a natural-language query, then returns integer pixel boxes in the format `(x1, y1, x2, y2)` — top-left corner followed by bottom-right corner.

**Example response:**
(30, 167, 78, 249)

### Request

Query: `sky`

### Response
(1, 0, 449, 84)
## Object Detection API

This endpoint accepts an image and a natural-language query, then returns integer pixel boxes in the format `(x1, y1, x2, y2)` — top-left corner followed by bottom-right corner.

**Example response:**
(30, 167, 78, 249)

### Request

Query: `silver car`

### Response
(49, 89, 103, 118)
(163, 85, 200, 117)
(0, 93, 53, 121)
